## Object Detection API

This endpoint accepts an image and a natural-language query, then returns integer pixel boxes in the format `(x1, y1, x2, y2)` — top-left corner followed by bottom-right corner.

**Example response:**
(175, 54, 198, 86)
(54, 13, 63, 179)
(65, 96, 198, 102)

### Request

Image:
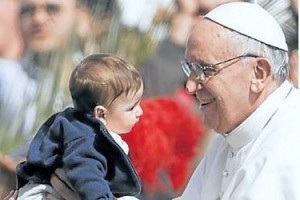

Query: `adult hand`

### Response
(3, 190, 18, 200)
(2, 169, 80, 200)
(49, 168, 80, 200)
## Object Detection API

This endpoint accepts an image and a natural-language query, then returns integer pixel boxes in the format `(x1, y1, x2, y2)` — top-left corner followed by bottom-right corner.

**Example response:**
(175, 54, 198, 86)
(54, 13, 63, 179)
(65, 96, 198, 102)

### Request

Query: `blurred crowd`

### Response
(0, 0, 298, 199)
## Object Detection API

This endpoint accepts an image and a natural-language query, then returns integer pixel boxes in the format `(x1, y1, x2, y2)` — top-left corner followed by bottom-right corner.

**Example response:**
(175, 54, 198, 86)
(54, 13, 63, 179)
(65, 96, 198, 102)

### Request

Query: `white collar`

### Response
(109, 131, 129, 155)
(224, 81, 293, 150)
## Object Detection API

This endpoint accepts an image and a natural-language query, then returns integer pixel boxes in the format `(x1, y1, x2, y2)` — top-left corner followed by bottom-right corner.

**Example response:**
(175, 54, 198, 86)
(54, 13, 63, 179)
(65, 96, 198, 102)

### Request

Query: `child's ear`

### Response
(94, 105, 107, 125)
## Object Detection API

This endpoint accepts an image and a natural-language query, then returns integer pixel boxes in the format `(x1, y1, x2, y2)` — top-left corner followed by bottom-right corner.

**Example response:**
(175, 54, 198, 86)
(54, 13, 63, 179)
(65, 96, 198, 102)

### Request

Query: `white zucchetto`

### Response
(205, 2, 288, 51)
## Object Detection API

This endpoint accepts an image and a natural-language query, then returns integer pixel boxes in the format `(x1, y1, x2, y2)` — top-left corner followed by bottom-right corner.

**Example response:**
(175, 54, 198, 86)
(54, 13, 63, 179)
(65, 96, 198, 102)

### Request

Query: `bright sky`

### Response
(118, 0, 173, 31)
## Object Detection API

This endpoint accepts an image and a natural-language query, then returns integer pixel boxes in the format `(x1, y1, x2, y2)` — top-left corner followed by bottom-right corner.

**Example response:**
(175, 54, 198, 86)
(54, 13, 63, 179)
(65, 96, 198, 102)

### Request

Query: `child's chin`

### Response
(119, 130, 130, 134)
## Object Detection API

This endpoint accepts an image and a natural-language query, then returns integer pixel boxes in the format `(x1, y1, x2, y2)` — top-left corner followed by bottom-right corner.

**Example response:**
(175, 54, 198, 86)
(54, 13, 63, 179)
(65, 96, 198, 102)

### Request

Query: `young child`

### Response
(16, 53, 143, 200)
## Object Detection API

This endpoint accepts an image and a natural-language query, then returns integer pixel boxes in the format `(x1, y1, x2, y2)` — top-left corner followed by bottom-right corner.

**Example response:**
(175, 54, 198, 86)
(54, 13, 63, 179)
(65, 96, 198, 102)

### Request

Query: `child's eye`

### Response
(127, 101, 141, 111)
(127, 105, 136, 111)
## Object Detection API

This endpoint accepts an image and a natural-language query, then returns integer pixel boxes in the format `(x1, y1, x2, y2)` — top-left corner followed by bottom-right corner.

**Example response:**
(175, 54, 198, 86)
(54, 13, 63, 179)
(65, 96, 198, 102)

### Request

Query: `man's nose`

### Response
(31, 7, 49, 23)
(185, 78, 202, 95)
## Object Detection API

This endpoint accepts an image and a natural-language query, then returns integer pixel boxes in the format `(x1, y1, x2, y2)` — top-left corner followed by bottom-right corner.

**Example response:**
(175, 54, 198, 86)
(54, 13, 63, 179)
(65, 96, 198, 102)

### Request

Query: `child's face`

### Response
(105, 86, 143, 134)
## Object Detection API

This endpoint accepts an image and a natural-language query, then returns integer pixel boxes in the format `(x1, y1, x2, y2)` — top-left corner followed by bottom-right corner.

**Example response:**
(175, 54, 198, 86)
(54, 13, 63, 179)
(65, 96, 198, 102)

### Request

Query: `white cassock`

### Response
(174, 81, 300, 200)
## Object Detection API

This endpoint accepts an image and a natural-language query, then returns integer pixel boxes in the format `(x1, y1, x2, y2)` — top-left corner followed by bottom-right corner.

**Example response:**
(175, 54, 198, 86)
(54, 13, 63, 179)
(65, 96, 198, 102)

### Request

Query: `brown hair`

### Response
(69, 53, 143, 113)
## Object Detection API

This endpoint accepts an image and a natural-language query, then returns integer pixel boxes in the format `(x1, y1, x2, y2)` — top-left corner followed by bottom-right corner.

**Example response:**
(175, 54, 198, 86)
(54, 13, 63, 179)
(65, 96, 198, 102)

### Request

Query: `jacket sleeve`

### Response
(62, 129, 114, 200)
(16, 113, 62, 188)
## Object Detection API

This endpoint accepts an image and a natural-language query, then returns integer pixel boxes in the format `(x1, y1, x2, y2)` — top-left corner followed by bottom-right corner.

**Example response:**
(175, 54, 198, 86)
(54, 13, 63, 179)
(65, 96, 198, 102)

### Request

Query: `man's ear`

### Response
(94, 105, 107, 125)
(250, 58, 272, 93)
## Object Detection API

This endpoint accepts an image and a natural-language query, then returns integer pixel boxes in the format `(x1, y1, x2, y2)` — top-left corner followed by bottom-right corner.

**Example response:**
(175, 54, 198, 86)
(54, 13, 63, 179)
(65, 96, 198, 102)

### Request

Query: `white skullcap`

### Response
(205, 2, 288, 51)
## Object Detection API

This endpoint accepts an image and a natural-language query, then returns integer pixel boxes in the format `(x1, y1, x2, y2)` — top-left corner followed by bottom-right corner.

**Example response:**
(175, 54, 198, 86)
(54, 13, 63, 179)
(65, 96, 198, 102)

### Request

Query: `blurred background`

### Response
(0, 0, 298, 199)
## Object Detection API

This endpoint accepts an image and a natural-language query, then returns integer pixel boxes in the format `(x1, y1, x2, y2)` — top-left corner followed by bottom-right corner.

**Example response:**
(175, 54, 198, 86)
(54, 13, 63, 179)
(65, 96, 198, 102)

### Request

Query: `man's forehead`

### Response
(188, 19, 230, 46)
(186, 20, 234, 62)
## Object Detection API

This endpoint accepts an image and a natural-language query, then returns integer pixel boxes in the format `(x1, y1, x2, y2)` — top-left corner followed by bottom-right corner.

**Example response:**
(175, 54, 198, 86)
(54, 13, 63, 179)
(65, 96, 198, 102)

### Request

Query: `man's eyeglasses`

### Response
(181, 54, 258, 82)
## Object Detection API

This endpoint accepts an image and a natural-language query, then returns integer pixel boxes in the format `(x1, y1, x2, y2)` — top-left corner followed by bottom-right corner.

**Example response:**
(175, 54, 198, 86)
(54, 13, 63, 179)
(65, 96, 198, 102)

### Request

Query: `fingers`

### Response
(46, 193, 64, 200)
(50, 172, 80, 200)
(46, 193, 58, 200)
(0, 155, 18, 172)
(53, 168, 73, 190)
(3, 190, 18, 200)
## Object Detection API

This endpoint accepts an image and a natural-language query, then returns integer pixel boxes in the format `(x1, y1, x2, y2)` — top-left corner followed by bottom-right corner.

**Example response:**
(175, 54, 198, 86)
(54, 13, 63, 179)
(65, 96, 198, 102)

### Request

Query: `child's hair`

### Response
(69, 53, 143, 113)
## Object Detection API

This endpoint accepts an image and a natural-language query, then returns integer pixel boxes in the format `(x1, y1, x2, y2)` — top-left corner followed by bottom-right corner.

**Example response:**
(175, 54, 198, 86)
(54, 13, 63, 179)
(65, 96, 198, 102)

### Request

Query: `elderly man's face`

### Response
(185, 19, 257, 133)
(20, 0, 78, 53)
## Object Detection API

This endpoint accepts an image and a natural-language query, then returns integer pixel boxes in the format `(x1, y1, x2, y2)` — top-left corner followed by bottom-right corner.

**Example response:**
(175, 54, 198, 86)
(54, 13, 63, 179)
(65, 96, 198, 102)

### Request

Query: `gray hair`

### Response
(229, 31, 289, 81)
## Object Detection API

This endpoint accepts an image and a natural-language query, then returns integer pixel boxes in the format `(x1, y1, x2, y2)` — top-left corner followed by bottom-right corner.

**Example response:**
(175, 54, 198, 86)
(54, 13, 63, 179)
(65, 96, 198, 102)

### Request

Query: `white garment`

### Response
(17, 184, 140, 200)
(17, 183, 63, 200)
(117, 196, 140, 200)
(109, 132, 140, 200)
(109, 131, 129, 155)
(174, 81, 300, 200)
(0, 59, 37, 137)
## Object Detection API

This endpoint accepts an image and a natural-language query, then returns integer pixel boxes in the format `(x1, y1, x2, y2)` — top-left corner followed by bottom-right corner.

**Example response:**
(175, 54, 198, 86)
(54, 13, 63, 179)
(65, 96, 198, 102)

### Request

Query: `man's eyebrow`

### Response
(187, 58, 211, 66)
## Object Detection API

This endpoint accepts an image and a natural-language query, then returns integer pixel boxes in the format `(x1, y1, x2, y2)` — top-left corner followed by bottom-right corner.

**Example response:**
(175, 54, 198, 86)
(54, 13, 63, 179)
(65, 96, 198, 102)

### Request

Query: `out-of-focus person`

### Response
(0, 0, 25, 197)
(0, 0, 23, 60)
(0, 0, 116, 198)
(287, 0, 298, 87)
(14, 0, 114, 137)
(1, 0, 116, 154)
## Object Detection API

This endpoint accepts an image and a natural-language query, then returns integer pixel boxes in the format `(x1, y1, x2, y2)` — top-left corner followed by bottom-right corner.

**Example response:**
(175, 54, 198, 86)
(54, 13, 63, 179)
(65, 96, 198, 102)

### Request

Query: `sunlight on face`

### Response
(105, 86, 144, 134)
(185, 19, 255, 133)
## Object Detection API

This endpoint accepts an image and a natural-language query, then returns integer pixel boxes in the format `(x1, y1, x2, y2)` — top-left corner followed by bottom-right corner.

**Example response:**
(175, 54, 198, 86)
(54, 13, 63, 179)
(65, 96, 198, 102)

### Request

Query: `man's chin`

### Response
(28, 42, 59, 53)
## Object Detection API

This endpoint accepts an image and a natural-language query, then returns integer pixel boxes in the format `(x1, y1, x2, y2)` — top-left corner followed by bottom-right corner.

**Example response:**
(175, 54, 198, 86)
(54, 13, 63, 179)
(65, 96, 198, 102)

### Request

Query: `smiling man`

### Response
(174, 2, 300, 200)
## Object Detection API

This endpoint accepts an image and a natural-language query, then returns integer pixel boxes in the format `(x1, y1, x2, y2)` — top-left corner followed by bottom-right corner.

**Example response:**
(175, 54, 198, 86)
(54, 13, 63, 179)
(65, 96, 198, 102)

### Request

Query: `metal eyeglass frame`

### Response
(181, 53, 258, 82)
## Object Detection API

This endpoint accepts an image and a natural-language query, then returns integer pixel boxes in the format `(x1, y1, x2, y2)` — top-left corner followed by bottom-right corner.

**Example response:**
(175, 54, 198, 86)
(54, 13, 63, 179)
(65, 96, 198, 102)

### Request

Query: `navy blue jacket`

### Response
(16, 107, 141, 200)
